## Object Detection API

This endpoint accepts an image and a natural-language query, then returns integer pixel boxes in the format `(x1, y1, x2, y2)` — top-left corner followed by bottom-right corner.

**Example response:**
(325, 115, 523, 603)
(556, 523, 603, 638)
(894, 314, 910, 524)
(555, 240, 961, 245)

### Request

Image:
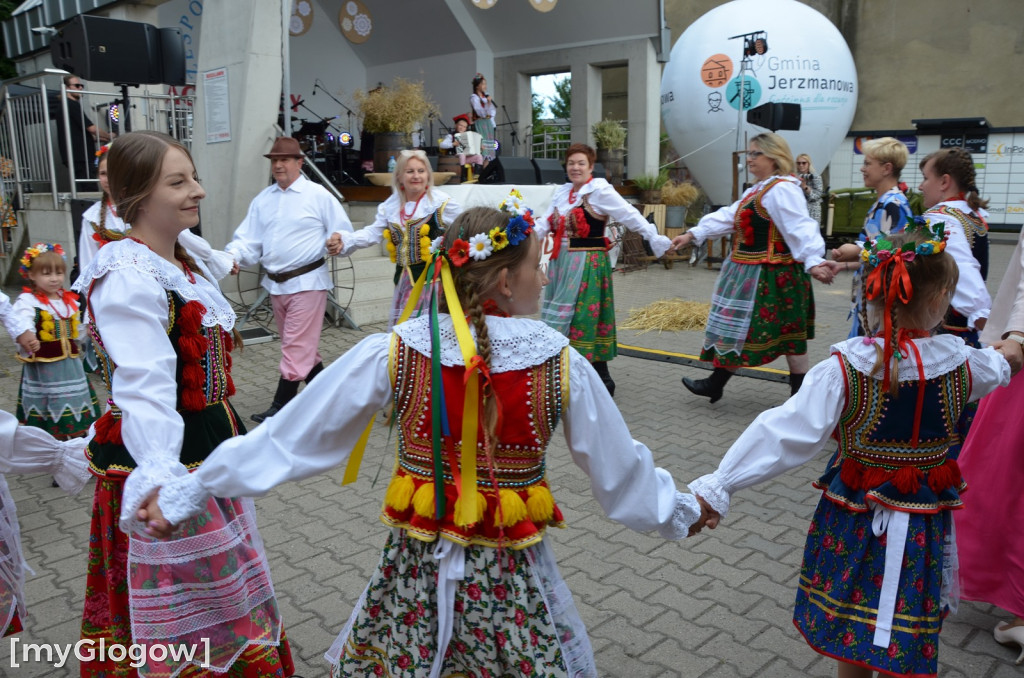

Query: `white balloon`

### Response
(660, 0, 857, 206)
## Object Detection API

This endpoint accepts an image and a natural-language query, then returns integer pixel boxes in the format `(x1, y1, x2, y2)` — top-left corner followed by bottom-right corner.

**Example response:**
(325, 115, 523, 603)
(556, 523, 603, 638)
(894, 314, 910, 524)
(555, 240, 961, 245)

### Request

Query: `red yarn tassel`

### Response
(927, 459, 962, 493)
(93, 411, 123, 445)
(893, 467, 924, 495)
(840, 458, 864, 490)
(861, 466, 894, 491)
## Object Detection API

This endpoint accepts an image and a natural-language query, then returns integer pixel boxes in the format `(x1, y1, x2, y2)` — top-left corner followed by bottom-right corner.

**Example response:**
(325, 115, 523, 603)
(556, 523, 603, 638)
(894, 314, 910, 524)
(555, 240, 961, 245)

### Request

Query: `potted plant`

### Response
(591, 117, 626, 186)
(354, 78, 439, 171)
(631, 169, 669, 205)
(661, 180, 700, 231)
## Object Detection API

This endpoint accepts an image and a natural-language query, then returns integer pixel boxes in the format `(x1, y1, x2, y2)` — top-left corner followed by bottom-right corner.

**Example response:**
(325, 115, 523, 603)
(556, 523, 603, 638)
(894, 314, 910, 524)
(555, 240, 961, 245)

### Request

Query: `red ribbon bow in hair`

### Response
(864, 250, 914, 390)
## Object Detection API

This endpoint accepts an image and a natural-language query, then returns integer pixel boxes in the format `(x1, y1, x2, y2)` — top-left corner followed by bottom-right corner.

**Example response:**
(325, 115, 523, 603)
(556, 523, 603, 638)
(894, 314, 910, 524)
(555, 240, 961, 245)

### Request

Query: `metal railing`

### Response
(529, 120, 571, 159)
(0, 69, 195, 207)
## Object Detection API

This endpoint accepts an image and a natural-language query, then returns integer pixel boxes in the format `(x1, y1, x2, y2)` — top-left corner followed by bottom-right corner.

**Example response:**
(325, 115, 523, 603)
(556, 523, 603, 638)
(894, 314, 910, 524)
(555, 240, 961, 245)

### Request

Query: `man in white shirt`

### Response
(226, 137, 352, 422)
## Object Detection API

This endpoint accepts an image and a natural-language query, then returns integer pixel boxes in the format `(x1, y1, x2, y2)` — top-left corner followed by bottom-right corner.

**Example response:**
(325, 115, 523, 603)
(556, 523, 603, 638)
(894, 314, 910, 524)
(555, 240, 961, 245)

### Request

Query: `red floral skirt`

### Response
(80, 476, 295, 677)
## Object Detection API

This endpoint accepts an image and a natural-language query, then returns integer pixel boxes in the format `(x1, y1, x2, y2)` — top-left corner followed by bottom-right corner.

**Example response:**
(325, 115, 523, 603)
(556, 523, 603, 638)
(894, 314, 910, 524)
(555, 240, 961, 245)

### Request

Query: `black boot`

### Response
(682, 367, 733, 403)
(305, 361, 325, 384)
(251, 377, 301, 423)
(592, 361, 616, 397)
(789, 372, 806, 396)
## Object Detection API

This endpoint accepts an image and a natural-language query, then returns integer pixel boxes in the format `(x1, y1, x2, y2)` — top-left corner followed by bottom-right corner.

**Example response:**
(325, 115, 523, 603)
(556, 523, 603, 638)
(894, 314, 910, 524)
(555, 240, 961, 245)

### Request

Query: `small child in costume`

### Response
(14, 243, 99, 440)
(142, 201, 707, 677)
(688, 222, 1018, 677)
(0, 408, 92, 637)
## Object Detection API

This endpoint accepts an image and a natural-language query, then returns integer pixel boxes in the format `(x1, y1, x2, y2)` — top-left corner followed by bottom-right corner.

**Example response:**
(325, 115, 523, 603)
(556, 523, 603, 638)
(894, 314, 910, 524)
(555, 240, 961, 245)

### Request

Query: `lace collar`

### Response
(393, 314, 569, 372)
(72, 238, 236, 330)
(831, 334, 970, 381)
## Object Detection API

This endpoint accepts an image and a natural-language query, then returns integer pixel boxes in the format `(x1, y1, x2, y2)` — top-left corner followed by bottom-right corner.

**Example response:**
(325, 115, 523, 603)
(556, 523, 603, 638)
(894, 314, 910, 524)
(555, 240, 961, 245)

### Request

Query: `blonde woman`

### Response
(339, 149, 461, 326)
(795, 153, 823, 224)
(671, 132, 833, 402)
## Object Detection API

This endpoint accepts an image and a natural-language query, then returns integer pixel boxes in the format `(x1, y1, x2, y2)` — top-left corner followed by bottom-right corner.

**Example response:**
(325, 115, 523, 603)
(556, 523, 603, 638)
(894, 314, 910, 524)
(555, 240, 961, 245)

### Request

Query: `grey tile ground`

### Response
(0, 235, 1020, 676)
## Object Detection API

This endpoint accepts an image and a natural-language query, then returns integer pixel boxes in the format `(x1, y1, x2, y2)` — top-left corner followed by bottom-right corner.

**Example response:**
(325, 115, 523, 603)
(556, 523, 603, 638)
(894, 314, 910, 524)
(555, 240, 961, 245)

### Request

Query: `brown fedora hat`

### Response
(264, 137, 304, 158)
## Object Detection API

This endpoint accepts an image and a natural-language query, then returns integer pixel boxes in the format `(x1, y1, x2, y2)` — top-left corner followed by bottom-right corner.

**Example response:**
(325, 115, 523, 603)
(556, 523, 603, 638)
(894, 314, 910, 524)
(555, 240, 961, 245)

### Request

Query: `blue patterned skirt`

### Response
(794, 496, 948, 677)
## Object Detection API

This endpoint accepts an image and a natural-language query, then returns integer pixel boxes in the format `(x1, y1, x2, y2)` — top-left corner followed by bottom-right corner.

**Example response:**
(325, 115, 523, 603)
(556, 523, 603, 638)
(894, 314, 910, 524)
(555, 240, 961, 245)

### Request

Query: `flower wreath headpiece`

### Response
(19, 242, 65, 279)
(340, 190, 536, 530)
(95, 144, 111, 158)
(860, 216, 949, 407)
(429, 188, 536, 266)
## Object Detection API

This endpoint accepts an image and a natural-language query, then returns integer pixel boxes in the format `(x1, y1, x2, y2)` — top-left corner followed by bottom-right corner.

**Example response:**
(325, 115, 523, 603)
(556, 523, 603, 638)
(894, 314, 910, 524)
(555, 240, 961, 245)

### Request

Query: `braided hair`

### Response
(861, 230, 958, 395)
(441, 206, 535, 459)
(920, 148, 989, 212)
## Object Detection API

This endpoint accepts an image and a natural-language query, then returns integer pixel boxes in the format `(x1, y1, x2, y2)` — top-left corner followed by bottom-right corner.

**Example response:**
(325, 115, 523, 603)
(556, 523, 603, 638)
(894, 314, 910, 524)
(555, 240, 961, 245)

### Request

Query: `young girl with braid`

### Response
(918, 147, 991, 347)
(72, 131, 294, 677)
(689, 224, 1019, 678)
(141, 203, 708, 678)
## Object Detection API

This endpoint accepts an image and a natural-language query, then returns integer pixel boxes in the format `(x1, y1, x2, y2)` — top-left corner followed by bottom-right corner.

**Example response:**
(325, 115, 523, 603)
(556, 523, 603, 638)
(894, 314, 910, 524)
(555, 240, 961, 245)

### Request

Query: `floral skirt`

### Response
(542, 249, 615, 363)
(328, 530, 595, 677)
(701, 261, 814, 368)
(80, 477, 295, 678)
(794, 497, 948, 678)
(17, 358, 99, 439)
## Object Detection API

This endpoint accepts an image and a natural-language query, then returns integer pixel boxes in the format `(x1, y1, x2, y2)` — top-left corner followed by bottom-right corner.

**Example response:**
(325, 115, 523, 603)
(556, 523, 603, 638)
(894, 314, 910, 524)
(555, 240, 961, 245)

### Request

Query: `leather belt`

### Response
(266, 257, 325, 283)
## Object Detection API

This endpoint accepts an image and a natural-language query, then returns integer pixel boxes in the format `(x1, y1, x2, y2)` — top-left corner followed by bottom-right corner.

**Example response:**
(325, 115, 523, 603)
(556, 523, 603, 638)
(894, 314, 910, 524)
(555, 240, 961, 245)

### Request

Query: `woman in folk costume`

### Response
(830, 137, 915, 338)
(1, 409, 92, 637)
(689, 225, 1017, 677)
(535, 142, 673, 396)
(339, 149, 461, 326)
(72, 131, 293, 677)
(917, 147, 991, 347)
(469, 73, 497, 163)
(141, 202, 709, 678)
(671, 132, 834, 403)
(77, 143, 235, 280)
(14, 243, 99, 440)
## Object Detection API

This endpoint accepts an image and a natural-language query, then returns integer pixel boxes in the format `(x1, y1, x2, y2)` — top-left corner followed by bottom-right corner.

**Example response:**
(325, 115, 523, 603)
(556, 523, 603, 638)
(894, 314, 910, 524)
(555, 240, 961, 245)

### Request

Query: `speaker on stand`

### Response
(532, 158, 566, 184)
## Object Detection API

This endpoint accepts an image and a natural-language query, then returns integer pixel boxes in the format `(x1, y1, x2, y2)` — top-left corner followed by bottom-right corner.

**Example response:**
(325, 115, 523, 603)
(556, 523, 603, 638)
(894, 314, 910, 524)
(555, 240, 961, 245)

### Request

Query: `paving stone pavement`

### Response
(0, 235, 1020, 676)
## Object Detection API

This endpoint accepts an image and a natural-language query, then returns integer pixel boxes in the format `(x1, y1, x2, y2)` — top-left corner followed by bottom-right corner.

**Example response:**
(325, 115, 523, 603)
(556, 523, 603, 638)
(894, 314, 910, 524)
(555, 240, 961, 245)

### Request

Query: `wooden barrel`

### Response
(438, 155, 462, 184)
(372, 132, 409, 172)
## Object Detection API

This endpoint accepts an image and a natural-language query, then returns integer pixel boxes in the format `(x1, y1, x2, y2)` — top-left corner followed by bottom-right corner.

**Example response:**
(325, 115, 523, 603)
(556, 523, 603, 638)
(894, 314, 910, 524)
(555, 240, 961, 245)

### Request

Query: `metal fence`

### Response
(0, 69, 194, 265)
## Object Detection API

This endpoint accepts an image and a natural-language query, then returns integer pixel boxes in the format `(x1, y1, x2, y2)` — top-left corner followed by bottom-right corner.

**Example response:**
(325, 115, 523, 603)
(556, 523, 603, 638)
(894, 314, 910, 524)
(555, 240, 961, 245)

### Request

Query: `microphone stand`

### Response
(498, 104, 519, 157)
(314, 81, 357, 144)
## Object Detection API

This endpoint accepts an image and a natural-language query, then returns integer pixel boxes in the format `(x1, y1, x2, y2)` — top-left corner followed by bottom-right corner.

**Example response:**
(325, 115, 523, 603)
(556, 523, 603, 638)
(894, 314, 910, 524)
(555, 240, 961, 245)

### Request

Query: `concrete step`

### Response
(345, 298, 392, 327)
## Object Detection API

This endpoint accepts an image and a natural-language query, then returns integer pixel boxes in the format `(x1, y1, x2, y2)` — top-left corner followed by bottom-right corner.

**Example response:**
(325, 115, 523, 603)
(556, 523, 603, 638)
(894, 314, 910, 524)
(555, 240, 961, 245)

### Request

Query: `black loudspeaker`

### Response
(532, 158, 566, 184)
(478, 157, 538, 185)
(51, 15, 180, 85)
(592, 163, 607, 180)
(158, 28, 187, 86)
(746, 103, 801, 132)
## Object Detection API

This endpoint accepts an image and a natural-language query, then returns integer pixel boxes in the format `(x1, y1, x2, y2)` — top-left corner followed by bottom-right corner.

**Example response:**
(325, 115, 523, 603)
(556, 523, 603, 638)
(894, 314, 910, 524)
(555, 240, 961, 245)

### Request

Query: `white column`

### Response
(190, 0, 283, 250)
(626, 38, 661, 177)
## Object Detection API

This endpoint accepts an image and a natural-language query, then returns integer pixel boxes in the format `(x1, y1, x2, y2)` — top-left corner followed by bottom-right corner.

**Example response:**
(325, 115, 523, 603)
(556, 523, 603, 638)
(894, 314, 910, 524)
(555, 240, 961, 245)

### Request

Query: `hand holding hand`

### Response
(16, 330, 39, 354)
(992, 336, 1024, 376)
(137, 489, 176, 539)
(688, 495, 720, 536)
(670, 232, 694, 252)
(326, 232, 343, 256)
(819, 260, 846, 276)
(230, 261, 240, 276)
(810, 263, 835, 285)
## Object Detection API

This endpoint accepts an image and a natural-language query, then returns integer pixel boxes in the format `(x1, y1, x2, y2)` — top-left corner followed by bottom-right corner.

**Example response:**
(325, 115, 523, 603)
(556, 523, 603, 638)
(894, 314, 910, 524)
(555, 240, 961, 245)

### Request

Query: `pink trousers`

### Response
(270, 290, 327, 381)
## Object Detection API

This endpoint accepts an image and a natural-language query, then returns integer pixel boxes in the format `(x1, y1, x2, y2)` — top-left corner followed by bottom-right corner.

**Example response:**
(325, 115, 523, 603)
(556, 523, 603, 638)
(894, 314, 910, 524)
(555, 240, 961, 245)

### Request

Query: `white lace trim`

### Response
(830, 335, 970, 381)
(119, 458, 190, 535)
(394, 315, 569, 373)
(157, 474, 212, 528)
(657, 492, 703, 540)
(72, 239, 236, 330)
(688, 474, 730, 520)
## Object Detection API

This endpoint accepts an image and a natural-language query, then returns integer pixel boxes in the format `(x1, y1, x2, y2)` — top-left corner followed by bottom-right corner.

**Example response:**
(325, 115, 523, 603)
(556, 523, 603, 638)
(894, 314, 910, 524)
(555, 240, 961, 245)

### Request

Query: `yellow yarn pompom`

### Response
(495, 489, 527, 527)
(412, 482, 436, 518)
(385, 238, 397, 263)
(39, 330, 54, 341)
(526, 486, 555, 523)
(453, 491, 487, 527)
(384, 474, 416, 512)
(419, 236, 431, 260)
(419, 223, 430, 237)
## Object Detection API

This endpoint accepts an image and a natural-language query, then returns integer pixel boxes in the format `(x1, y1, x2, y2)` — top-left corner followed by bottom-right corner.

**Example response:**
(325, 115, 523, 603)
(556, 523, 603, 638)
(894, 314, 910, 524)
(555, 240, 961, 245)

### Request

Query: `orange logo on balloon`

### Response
(700, 54, 733, 88)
